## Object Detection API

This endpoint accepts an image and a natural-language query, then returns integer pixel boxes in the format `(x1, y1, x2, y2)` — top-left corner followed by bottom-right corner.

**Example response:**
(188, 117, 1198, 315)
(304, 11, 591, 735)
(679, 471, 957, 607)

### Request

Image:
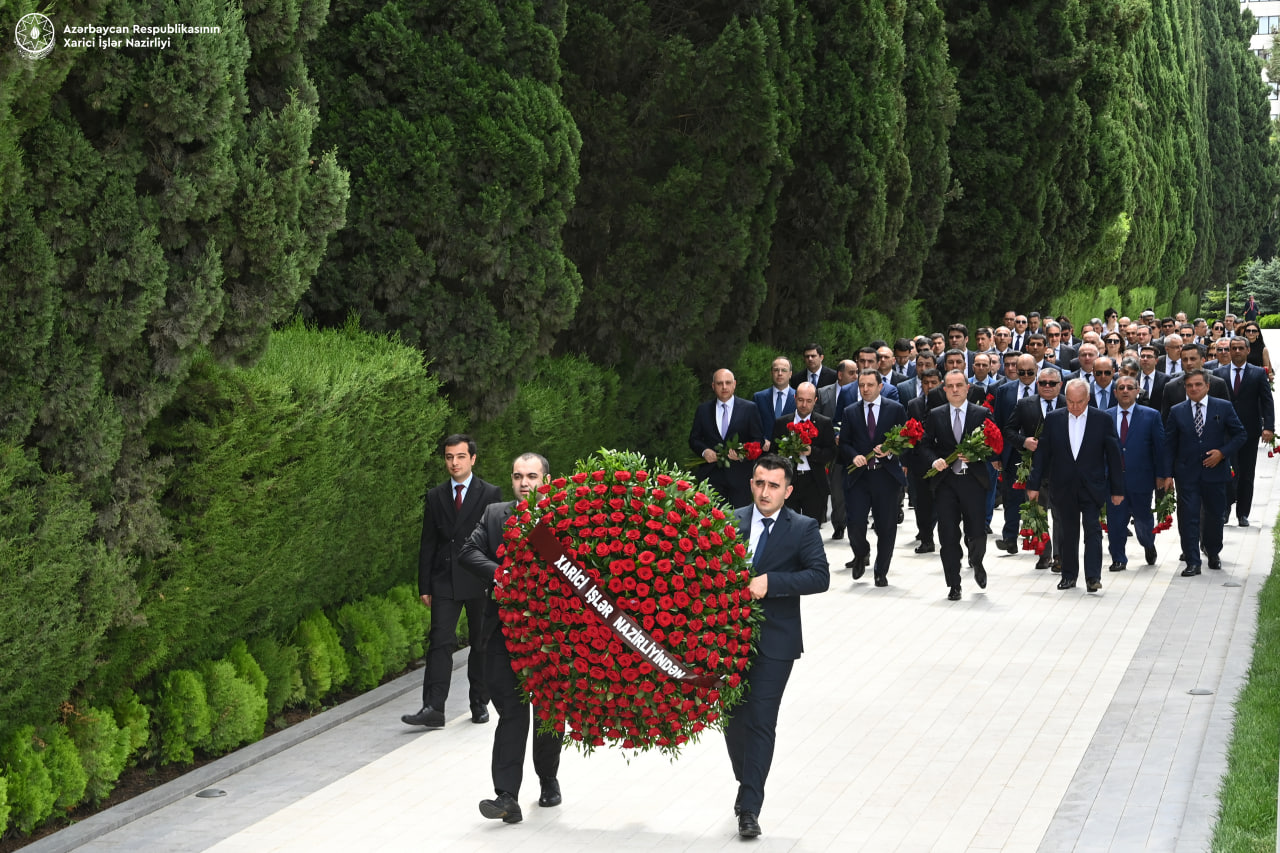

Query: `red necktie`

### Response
(1121, 410, 1129, 443)
(454, 483, 464, 512)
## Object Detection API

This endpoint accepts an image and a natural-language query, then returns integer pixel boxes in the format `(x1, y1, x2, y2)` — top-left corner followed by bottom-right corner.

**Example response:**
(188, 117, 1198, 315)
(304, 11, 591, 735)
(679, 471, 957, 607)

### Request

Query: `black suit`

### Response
(792, 365, 838, 389)
(689, 396, 765, 508)
(838, 398, 908, 579)
(1006, 395, 1066, 560)
(775, 413, 836, 519)
(1027, 408, 1124, 585)
(1137, 370, 1168, 412)
(904, 393, 940, 545)
(918, 402, 994, 590)
(816, 382, 854, 528)
(1216, 362, 1275, 519)
(459, 501, 562, 798)
(418, 476, 502, 713)
(727, 506, 829, 817)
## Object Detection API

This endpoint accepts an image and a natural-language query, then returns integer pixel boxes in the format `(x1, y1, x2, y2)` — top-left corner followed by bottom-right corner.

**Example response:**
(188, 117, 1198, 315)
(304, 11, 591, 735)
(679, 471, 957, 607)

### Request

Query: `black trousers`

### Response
(1231, 437, 1260, 518)
(786, 468, 827, 519)
(1051, 485, 1104, 584)
(826, 464, 845, 527)
(486, 626, 562, 797)
(845, 466, 900, 577)
(934, 471, 988, 589)
(909, 473, 936, 544)
(725, 654, 794, 816)
(424, 595, 489, 711)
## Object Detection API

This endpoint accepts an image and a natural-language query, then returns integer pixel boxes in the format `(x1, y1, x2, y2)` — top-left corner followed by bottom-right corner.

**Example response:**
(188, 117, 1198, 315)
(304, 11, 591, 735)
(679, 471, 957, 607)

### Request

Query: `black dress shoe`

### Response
(1002, 540, 1018, 555)
(973, 563, 987, 589)
(1109, 562, 1126, 572)
(849, 555, 867, 580)
(1181, 564, 1201, 577)
(479, 792, 522, 823)
(948, 587, 962, 601)
(1051, 558, 1062, 573)
(538, 778, 561, 807)
(402, 706, 446, 728)
(898, 508, 906, 524)
(472, 704, 490, 724)
(914, 542, 935, 554)
(1239, 516, 1250, 527)
(985, 525, 993, 535)
(738, 812, 762, 838)
(1056, 579, 1076, 590)
(1208, 555, 1222, 571)
(874, 575, 888, 587)
(1145, 545, 1157, 566)
(1087, 580, 1102, 593)
(831, 526, 845, 540)
(993, 539, 1009, 551)
(1035, 555, 1051, 570)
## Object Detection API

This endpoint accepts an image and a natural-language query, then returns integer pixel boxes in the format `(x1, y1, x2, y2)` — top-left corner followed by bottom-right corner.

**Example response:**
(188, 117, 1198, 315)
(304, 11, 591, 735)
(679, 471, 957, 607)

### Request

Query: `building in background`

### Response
(1245, 0, 1280, 118)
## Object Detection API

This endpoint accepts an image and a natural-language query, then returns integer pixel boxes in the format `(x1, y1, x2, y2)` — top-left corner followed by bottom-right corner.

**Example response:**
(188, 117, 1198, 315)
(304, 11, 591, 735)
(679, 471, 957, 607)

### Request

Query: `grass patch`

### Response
(1213, 523, 1280, 852)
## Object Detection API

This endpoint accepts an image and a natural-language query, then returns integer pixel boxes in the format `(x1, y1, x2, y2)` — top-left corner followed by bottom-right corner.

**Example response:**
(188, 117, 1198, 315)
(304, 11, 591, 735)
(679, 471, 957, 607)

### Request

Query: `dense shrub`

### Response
(1, 725, 54, 834)
(0, 774, 9, 836)
(65, 705, 131, 804)
(112, 691, 151, 757)
(386, 585, 431, 662)
(247, 637, 305, 717)
(200, 661, 267, 754)
(0, 445, 134, 737)
(294, 610, 350, 706)
(39, 725, 86, 813)
(156, 670, 211, 765)
(94, 322, 447, 696)
(337, 600, 395, 692)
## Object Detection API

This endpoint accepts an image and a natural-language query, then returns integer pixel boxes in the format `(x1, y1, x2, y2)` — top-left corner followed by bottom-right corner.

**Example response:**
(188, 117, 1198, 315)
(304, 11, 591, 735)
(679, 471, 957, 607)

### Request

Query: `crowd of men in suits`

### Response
(689, 308, 1275, 601)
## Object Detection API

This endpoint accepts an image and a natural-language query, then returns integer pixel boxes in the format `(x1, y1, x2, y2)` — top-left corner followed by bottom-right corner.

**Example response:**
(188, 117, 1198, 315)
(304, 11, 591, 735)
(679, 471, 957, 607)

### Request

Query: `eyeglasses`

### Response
(1037, 380, 1060, 387)
(1246, 328, 1260, 334)
(1016, 369, 1037, 377)
(1095, 369, 1114, 376)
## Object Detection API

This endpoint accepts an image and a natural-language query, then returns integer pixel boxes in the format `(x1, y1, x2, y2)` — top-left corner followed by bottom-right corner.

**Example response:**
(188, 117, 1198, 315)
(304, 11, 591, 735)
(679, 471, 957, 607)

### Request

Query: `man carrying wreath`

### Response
(459, 452, 563, 825)
(727, 455, 830, 838)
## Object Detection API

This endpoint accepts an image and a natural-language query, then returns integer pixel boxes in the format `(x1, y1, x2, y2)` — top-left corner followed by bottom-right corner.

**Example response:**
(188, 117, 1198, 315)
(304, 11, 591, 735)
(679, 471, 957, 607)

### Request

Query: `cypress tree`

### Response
(305, 0, 582, 418)
(755, 0, 913, 344)
(559, 0, 797, 368)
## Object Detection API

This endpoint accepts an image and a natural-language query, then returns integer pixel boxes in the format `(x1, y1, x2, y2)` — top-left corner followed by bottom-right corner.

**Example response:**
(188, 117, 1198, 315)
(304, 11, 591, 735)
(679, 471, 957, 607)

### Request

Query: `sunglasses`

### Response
(1095, 369, 1114, 376)
(1246, 328, 1260, 334)
(1037, 380, 1060, 387)
(1105, 339, 1121, 344)
(1016, 369, 1038, 377)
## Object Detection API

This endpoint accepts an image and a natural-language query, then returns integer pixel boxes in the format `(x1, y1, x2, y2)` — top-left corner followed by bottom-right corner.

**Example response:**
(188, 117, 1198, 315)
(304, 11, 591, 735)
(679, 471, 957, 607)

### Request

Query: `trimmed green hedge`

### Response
(1257, 313, 1280, 329)
(92, 320, 448, 696)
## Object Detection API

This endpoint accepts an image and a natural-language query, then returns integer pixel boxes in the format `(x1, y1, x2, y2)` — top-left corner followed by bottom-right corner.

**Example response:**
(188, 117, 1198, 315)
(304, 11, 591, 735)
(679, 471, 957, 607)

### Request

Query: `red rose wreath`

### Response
(493, 450, 761, 756)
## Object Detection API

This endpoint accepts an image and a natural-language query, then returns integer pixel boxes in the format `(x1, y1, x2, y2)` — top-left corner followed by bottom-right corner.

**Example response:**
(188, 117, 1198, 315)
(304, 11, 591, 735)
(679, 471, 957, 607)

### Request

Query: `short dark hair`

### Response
(1028, 311, 1041, 319)
(918, 367, 942, 382)
(1059, 318, 1074, 331)
(442, 433, 477, 456)
(857, 346, 879, 359)
(894, 338, 914, 353)
(1025, 332, 1047, 346)
(1003, 351, 1021, 363)
(868, 339, 889, 350)
(803, 343, 824, 356)
(1183, 367, 1211, 385)
(977, 326, 993, 338)
(514, 452, 550, 477)
(943, 348, 967, 365)
(752, 453, 794, 486)
(947, 323, 969, 338)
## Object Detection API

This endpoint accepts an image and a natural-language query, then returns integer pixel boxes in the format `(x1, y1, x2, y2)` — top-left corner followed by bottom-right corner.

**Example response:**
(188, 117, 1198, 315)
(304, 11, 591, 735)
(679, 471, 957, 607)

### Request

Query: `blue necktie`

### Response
(775, 390, 784, 418)
(753, 517, 774, 567)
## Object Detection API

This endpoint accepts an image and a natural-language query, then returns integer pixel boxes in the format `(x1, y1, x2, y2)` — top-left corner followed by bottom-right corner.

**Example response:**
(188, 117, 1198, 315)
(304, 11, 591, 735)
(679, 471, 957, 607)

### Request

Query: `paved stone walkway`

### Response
(29, 359, 1279, 853)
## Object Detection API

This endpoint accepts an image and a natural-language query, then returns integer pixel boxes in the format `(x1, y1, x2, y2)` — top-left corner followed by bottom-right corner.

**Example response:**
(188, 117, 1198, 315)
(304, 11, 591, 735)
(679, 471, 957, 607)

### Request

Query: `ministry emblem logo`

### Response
(15, 12, 54, 59)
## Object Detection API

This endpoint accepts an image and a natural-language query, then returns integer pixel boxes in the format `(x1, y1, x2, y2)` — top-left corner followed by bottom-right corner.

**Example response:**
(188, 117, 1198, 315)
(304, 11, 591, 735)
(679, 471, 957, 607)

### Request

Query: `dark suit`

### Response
(418, 476, 502, 713)
(1027, 407, 1124, 585)
(792, 365, 837, 389)
(727, 506, 829, 817)
(904, 393, 940, 545)
(1159, 373, 1231, 424)
(816, 382, 854, 528)
(1089, 383, 1116, 410)
(1216, 362, 1275, 519)
(459, 501, 562, 798)
(1137, 371, 1168, 413)
(689, 396, 765, 508)
(754, 387, 796, 443)
(1105, 405, 1170, 565)
(918, 402, 994, 590)
(1157, 357, 1183, 376)
(838, 397, 908, 580)
(1006, 394, 1066, 561)
(1165, 397, 1247, 567)
(996, 379, 1039, 542)
(775, 413, 836, 519)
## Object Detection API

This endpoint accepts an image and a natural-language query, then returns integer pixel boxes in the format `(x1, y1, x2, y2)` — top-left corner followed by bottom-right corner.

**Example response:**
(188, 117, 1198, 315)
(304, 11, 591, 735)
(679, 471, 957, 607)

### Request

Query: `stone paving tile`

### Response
(39, 371, 1279, 852)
